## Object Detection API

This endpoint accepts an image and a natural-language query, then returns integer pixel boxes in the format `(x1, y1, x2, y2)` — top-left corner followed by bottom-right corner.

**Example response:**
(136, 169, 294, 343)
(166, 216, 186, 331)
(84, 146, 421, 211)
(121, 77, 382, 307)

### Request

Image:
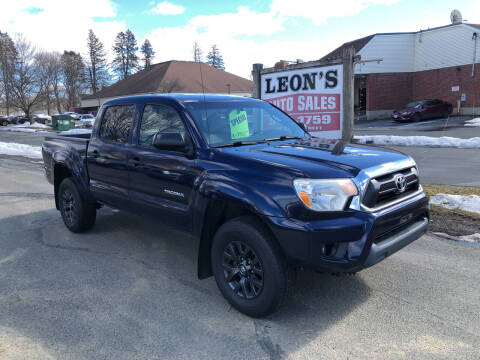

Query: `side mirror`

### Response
(153, 131, 186, 151)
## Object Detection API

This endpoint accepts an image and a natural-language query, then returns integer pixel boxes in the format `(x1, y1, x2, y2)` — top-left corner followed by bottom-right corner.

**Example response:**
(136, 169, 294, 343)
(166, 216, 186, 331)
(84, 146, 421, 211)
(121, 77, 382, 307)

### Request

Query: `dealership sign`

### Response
(260, 64, 343, 138)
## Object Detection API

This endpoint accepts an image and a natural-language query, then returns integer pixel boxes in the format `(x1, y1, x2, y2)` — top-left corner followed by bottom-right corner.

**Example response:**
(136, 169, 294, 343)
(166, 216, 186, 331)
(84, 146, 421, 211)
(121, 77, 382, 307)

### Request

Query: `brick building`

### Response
(322, 22, 480, 120)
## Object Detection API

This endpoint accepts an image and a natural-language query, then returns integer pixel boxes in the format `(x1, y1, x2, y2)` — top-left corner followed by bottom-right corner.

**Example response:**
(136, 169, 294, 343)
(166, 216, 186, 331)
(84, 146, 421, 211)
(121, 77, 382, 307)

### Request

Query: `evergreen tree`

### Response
(140, 39, 155, 69)
(206, 44, 225, 70)
(86, 29, 110, 93)
(61, 50, 85, 110)
(112, 29, 139, 79)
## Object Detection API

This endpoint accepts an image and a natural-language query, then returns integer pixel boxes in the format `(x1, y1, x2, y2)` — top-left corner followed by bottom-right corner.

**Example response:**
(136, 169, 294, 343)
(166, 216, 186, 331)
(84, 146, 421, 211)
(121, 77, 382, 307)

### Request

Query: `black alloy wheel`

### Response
(58, 178, 96, 233)
(211, 216, 290, 317)
(61, 188, 78, 227)
(222, 240, 264, 299)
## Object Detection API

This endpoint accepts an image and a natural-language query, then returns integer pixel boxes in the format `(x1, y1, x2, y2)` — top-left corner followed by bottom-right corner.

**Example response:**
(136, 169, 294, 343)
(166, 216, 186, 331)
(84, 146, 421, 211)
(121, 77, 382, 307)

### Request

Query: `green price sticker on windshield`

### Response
(229, 110, 249, 140)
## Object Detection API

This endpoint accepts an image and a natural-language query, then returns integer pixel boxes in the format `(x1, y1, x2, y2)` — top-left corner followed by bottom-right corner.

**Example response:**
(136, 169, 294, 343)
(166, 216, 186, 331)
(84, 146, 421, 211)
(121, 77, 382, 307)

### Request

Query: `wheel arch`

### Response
(196, 199, 281, 279)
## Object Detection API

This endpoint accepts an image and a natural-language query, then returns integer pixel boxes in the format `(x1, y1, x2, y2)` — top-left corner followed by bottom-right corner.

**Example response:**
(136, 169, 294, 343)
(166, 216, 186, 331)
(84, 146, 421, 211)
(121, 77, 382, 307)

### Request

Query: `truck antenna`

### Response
(198, 61, 211, 143)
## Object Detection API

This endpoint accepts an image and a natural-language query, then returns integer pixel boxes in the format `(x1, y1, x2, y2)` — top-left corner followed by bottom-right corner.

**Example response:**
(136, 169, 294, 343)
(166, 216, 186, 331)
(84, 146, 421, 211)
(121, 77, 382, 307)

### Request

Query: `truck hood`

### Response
(216, 138, 411, 179)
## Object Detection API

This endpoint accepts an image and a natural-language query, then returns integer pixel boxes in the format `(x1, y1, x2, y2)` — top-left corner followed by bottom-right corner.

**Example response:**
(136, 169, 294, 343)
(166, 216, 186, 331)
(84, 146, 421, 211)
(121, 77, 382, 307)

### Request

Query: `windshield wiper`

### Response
(264, 136, 305, 142)
(213, 140, 266, 148)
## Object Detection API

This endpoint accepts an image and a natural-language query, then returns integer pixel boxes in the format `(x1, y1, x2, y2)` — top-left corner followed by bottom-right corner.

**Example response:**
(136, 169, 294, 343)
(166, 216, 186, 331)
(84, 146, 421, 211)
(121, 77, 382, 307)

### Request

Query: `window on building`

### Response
(139, 104, 186, 148)
(99, 105, 135, 143)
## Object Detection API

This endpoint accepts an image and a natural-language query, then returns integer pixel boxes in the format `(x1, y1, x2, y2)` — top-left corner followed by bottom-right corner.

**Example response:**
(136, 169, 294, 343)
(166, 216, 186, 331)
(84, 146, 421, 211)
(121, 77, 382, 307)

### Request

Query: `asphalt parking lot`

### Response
(1, 153, 480, 358)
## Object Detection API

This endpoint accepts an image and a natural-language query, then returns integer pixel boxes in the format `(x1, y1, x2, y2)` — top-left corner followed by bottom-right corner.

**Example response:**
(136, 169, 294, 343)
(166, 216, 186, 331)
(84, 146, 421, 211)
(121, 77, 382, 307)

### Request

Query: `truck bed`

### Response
(42, 133, 91, 185)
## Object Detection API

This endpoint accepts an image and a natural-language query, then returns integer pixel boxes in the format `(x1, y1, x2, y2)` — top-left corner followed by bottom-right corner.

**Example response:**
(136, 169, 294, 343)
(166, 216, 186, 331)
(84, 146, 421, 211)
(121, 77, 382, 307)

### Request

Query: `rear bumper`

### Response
(265, 191, 429, 272)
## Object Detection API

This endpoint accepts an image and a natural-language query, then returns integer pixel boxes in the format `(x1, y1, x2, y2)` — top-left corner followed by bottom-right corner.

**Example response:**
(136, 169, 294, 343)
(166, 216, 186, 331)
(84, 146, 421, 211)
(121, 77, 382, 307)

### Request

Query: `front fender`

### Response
(197, 178, 286, 217)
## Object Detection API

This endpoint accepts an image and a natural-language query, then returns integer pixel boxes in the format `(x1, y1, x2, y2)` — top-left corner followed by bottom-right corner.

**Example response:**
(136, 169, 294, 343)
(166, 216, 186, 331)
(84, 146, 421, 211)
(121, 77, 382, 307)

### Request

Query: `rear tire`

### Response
(211, 216, 289, 318)
(1, 120, 7, 126)
(58, 178, 96, 233)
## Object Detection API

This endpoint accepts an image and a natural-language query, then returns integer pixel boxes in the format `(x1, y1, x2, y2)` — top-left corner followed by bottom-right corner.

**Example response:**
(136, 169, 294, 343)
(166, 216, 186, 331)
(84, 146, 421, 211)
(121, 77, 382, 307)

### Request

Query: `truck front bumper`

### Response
(265, 191, 429, 272)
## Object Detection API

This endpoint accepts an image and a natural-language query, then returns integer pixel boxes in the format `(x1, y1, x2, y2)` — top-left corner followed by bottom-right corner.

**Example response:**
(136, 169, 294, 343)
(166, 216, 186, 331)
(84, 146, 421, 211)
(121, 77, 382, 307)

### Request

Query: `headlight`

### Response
(293, 178, 358, 211)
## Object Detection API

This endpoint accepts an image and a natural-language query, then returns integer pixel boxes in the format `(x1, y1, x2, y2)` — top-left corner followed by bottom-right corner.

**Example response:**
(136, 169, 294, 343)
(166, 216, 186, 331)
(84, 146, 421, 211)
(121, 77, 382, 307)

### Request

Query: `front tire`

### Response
(211, 216, 288, 318)
(413, 113, 421, 122)
(58, 178, 96, 233)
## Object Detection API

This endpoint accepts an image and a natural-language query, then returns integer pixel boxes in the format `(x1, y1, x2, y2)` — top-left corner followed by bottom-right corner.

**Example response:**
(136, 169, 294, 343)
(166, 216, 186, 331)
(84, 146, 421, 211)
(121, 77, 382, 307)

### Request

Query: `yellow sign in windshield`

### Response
(229, 110, 250, 140)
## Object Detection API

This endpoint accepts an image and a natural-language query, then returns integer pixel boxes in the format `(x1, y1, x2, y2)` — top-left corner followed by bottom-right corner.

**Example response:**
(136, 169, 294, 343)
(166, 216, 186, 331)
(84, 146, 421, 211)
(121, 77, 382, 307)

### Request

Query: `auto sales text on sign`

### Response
(260, 64, 343, 138)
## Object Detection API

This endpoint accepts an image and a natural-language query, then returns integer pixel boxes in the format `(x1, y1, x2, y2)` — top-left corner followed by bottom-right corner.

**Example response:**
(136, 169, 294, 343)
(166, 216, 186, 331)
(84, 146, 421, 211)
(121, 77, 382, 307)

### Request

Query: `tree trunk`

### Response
(54, 83, 62, 114)
(46, 90, 51, 115)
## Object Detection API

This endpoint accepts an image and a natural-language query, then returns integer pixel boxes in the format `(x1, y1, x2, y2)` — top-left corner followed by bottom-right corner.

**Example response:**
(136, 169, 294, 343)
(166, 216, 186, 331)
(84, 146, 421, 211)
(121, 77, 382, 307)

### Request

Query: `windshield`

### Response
(183, 100, 309, 147)
(406, 101, 423, 108)
(82, 115, 94, 119)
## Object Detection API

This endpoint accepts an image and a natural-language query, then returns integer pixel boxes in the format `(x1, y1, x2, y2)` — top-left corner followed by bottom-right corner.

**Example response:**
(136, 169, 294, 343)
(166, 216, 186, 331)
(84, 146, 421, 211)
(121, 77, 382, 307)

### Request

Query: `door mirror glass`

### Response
(153, 131, 186, 151)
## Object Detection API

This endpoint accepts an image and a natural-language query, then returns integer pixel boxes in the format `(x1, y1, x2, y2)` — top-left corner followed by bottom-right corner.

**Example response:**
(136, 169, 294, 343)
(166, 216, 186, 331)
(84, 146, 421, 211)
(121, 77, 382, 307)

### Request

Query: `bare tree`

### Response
(112, 29, 139, 79)
(0, 31, 17, 115)
(8, 35, 43, 122)
(193, 41, 203, 62)
(50, 52, 63, 114)
(36, 51, 63, 115)
(140, 39, 155, 69)
(61, 51, 85, 111)
(86, 29, 109, 94)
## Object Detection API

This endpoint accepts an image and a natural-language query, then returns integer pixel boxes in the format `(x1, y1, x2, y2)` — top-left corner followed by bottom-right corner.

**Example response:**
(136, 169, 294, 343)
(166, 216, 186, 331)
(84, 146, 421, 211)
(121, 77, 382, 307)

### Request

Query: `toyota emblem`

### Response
(394, 174, 407, 193)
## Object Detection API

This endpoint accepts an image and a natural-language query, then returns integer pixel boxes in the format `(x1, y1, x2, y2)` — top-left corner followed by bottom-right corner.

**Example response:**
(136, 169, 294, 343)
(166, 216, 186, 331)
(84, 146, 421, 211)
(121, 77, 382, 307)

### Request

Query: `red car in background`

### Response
(392, 99, 453, 122)
(0, 116, 10, 126)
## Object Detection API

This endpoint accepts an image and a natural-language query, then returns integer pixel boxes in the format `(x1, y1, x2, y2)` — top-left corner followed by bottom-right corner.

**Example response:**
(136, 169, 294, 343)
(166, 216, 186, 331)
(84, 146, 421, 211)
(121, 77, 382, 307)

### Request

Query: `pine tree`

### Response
(86, 29, 109, 93)
(193, 41, 203, 62)
(206, 44, 225, 70)
(112, 29, 139, 79)
(140, 39, 155, 69)
(61, 50, 85, 110)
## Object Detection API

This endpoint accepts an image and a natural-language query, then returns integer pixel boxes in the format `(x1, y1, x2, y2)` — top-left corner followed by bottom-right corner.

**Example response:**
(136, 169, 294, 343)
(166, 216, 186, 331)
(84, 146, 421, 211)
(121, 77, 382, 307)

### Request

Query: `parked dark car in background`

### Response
(11, 116, 29, 124)
(0, 116, 10, 126)
(392, 99, 452, 122)
(33, 115, 49, 124)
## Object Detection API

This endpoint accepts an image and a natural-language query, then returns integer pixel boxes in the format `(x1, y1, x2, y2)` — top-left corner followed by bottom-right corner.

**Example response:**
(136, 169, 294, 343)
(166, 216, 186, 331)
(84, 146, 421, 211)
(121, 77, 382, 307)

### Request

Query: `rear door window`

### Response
(99, 105, 135, 143)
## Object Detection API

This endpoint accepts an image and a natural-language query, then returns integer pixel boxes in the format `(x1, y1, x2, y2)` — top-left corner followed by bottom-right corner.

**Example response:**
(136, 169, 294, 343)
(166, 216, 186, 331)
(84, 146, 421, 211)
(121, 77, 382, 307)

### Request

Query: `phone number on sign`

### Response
(292, 113, 340, 132)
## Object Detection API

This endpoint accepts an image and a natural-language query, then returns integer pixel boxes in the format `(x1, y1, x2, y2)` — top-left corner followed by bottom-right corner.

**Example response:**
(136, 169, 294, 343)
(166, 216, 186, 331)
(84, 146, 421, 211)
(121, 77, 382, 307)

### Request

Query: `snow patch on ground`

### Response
(0, 122, 51, 133)
(61, 128, 92, 135)
(0, 142, 42, 158)
(459, 233, 480, 243)
(354, 135, 480, 149)
(433, 232, 480, 244)
(465, 118, 480, 127)
(430, 193, 480, 214)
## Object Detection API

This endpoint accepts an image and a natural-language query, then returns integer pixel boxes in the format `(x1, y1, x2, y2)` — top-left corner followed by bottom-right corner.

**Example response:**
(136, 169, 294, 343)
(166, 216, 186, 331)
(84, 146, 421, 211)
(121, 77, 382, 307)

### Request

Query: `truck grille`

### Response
(362, 167, 419, 209)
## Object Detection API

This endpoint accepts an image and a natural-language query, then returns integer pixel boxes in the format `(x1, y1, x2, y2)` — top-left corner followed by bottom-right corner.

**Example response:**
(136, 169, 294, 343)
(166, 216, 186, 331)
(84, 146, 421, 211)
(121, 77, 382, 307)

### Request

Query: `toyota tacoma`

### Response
(42, 94, 429, 317)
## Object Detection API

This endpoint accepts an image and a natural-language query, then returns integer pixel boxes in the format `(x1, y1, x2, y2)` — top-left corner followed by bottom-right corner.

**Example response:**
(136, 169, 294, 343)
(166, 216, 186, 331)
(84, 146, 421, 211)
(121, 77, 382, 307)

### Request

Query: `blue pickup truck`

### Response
(42, 94, 429, 317)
